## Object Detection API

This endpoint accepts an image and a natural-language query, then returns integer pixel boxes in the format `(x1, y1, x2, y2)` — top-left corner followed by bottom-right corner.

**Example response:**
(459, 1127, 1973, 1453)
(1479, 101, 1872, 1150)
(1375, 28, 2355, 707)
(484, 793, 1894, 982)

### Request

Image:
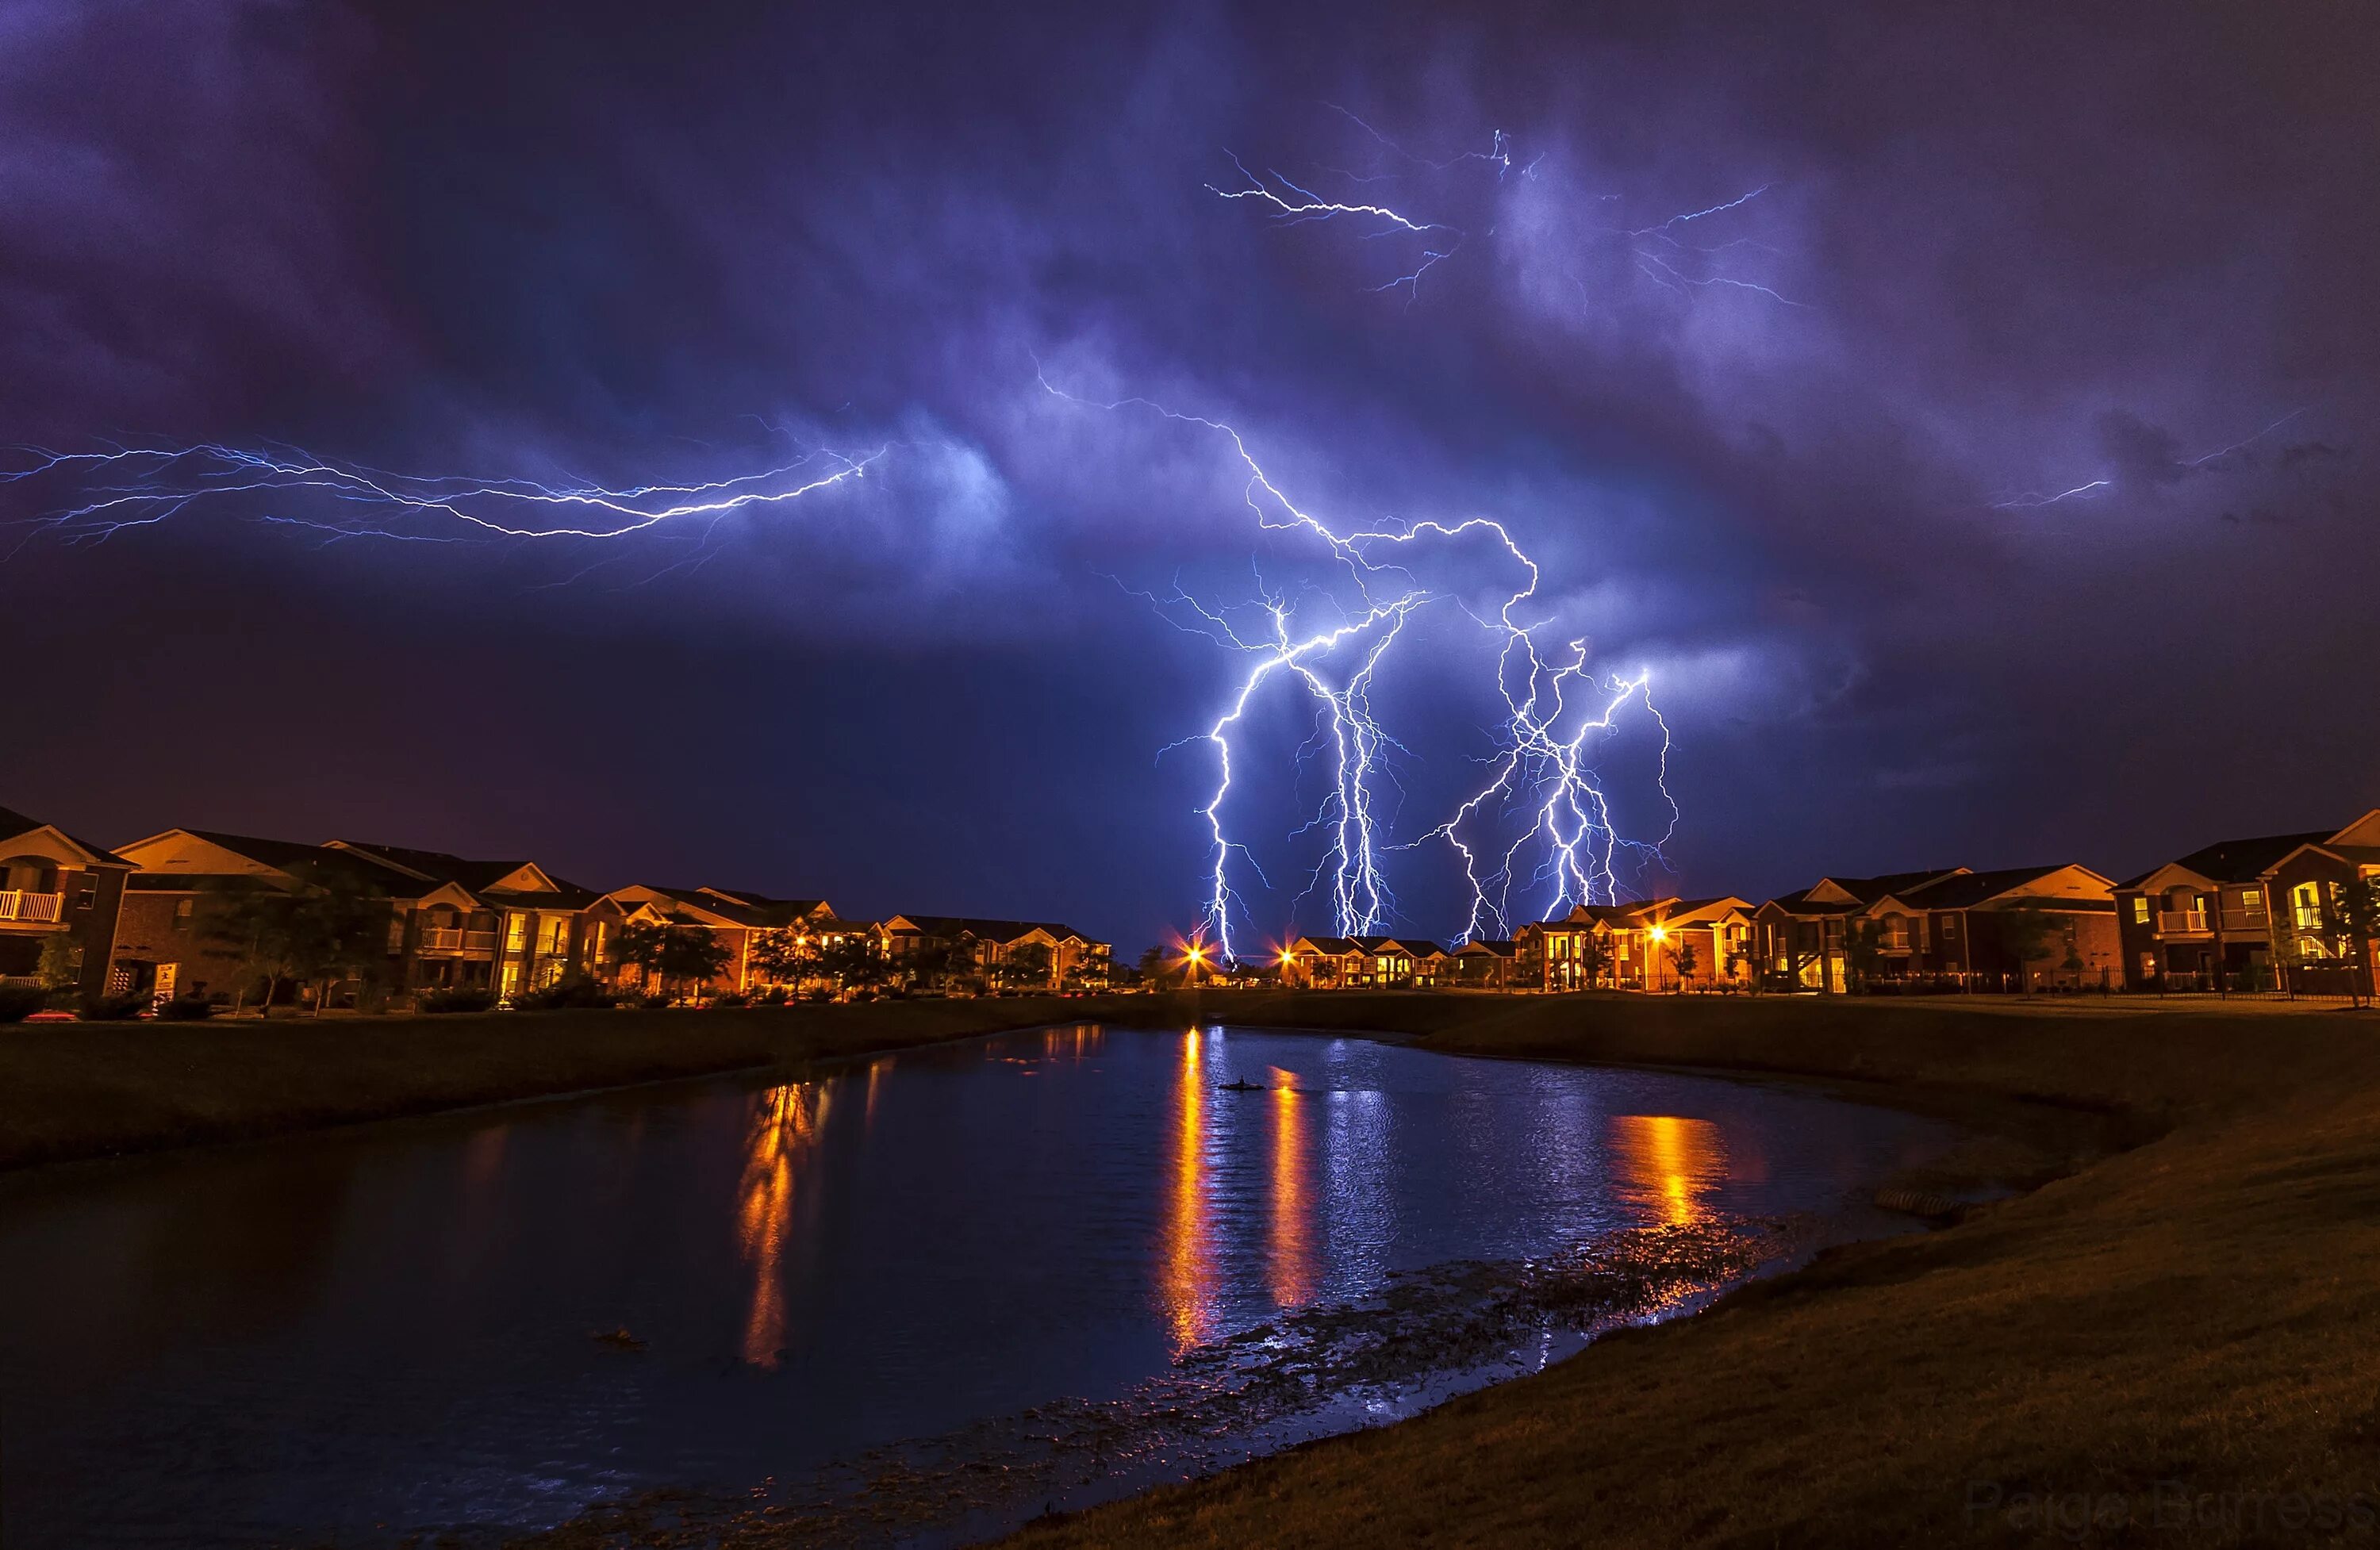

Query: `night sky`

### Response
(4, 1, 2375, 953)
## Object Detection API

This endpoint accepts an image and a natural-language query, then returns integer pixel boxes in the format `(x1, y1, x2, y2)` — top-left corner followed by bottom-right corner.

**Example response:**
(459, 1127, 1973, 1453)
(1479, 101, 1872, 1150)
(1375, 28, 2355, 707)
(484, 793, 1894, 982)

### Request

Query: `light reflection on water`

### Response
(1609, 1113, 1726, 1227)
(0, 1023, 1963, 1548)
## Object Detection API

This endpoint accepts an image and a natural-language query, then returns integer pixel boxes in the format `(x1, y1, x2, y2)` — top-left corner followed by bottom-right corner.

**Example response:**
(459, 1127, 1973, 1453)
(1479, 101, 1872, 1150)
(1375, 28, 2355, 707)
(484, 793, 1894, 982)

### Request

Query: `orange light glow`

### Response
(1609, 1114, 1724, 1227)
(737, 1080, 831, 1367)
(1269, 1069, 1315, 1307)
(1160, 1029, 1215, 1351)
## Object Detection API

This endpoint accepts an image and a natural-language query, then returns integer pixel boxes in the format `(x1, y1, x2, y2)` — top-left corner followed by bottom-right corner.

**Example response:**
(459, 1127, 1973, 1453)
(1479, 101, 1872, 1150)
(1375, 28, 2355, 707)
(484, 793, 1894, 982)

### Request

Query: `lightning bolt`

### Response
(1215, 118, 1802, 312)
(0, 439, 881, 560)
(1989, 408, 2313, 510)
(1038, 370, 1674, 961)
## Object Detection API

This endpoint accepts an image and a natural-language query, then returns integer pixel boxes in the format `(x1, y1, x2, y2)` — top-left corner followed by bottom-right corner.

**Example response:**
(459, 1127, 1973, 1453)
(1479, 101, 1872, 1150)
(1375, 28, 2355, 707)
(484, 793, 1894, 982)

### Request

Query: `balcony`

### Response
(418, 927, 499, 955)
(2158, 910, 2210, 935)
(0, 890, 62, 924)
(2218, 909, 2271, 935)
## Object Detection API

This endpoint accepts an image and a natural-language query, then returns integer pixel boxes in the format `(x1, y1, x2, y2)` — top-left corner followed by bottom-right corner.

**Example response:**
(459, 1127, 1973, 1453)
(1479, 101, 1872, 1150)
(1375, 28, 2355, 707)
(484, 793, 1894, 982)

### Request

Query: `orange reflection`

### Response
(1609, 1114, 1725, 1226)
(1269, 1075, 1316, 1307)
(1040, 1023, 1104, 1061)
(1160, 1030, 1215, 1351)
(738, 1081, 831, 1367)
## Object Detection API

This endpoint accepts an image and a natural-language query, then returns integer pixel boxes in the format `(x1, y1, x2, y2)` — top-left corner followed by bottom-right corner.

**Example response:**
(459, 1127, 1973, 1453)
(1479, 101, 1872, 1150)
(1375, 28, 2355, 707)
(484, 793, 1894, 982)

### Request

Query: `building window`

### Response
(74, 877, 97, 911)
(2129, 897, 2148, 925)
(174, 898, 194, 931)
(506, 913, 528, 952)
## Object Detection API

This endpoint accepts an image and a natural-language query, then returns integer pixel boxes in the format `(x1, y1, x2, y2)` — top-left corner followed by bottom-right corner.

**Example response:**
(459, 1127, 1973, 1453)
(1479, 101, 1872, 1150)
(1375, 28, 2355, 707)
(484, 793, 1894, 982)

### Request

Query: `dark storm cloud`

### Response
(2, 0, 2374, 946)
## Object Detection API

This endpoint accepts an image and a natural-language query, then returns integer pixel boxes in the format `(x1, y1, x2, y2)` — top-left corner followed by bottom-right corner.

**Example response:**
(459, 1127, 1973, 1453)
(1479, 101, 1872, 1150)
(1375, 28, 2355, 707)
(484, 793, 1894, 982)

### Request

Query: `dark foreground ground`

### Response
(9, 992, 2377, 1544)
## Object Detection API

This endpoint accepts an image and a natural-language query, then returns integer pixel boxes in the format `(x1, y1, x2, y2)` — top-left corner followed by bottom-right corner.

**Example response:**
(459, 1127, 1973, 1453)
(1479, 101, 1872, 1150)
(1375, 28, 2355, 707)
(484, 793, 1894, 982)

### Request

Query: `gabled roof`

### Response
(696, 887, 831, 922)
(1453, 938, 1518, 957)
(1768, 869, 1965, 915)
(1642, 896, 1754, 925)
(1891, 864, 2114, 912)
(601, 884, 761, 927)
(328, 841, 589, 900)
(887, 915, 1100, 946)
(0, 805, 129, 868)
(1292, 935, 1362, 955)
(121, 829, 419, 892)
(2331, 809, 2380, 849)
(1564, 900, 1660, 927)
(2120, 831, 2334, 890)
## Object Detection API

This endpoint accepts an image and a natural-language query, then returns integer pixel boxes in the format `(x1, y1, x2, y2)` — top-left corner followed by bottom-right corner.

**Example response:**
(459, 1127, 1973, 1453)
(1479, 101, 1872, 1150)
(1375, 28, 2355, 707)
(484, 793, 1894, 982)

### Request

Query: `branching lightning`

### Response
(1215, 113, 1802, 310)
(0, 439, 881, 560)
(1039, 370, 1674, 961)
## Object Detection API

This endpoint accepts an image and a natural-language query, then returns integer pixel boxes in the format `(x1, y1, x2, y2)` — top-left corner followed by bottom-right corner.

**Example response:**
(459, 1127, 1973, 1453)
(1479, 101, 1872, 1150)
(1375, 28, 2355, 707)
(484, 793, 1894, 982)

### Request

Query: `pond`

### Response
(0, 1024, 1967, 1547)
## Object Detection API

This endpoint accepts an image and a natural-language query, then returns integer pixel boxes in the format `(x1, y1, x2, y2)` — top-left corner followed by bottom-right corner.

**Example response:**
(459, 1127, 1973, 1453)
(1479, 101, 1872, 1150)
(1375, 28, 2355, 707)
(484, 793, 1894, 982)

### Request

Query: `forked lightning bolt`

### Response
(1039, 371, 1674, 961)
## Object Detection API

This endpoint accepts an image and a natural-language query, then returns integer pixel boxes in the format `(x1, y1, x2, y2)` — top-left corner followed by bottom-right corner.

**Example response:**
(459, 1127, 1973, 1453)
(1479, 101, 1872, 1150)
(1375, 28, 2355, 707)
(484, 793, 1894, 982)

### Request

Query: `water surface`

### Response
(0, 1023, 1962, 1546)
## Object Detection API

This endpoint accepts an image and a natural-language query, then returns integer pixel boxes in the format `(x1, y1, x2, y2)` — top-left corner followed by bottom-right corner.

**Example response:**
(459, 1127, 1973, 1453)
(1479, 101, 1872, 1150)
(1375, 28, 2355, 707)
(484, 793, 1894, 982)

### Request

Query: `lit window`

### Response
(2129, 898, 2148, 925)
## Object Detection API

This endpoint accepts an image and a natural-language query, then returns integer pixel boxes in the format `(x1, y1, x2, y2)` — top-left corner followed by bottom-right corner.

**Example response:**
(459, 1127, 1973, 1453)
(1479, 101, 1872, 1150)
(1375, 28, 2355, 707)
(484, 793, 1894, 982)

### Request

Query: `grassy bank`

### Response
(0, 997, 1114, 1172)
(1014, 992, 2380, 1547)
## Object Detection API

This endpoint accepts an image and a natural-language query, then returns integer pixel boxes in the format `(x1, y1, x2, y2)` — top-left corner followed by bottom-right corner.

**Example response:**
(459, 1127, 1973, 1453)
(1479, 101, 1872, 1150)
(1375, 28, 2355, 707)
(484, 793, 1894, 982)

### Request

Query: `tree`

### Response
(205, 873, 392, 1015)
(1666, 938, 1699, 990)
(994, 941, 1054, 991)
(2330, 874, 2380, 1008)
(1135, 944, 1182, 991)
(747, 925, 818, 989)
(820, 934, 888, 994)
(612, 916, 732, 1000)
(36, 930, 81, 1005)
(1572, 930, 1608, 991)
(1995, 904, 2058, 995)
(1842, 921, 1883, 993)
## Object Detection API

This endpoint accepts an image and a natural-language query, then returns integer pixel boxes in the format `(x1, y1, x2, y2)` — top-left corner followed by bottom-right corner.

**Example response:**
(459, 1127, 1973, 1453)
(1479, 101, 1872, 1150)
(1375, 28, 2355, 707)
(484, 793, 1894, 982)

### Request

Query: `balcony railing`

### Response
(418, 927, 499, 954)
(0, 890, 63, 923)
(2218, 909, 2270, 934)
(2158, 910, 2210, 934)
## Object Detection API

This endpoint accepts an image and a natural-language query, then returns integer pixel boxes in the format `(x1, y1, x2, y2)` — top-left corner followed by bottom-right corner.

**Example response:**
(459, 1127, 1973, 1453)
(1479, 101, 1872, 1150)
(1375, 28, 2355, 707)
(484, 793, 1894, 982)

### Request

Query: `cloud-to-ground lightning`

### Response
(1038, 370, 1675, 961)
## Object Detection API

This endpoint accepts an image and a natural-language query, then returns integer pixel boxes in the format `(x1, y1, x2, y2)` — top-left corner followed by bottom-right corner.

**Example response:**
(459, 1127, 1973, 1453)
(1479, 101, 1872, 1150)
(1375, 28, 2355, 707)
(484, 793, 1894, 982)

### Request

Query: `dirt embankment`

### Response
(0, 997, 1109, 1171)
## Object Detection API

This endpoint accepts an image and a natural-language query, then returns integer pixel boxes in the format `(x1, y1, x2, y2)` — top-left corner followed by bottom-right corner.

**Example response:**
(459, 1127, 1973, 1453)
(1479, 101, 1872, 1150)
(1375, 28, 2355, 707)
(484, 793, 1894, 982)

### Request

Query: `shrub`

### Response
(421, 987, 497, 1015)
(513, 975, 618, 1011)
(710, 991, 750, 1008)
(80, 992, 148, 1021)
(0, 985, 46, 1022)
(157, 996, 217, 1021)
(757, 986, 789, 1006)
